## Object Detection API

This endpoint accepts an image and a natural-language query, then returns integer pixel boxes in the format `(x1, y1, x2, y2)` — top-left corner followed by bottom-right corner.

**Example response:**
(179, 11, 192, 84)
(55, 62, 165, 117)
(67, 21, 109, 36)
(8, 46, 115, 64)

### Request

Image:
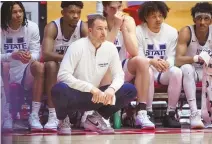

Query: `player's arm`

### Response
(165, 30, 178, 67)
(175, 27, 194, 67)
(80, 21, 88, 38)
(28, 23, 41, 61)
(42, 22, 63, 62)
(121, 16, 138, 57)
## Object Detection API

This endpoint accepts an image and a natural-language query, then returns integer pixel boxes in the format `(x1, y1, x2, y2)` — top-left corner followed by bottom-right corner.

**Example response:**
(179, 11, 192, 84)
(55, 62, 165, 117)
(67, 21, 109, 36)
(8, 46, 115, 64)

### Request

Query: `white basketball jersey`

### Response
(186, 25, 212, 69)
(114, 31, 127, 62)
(53, 18, 82, 54)
(1, 20, 40, 83)
(136, 23, 178, 60)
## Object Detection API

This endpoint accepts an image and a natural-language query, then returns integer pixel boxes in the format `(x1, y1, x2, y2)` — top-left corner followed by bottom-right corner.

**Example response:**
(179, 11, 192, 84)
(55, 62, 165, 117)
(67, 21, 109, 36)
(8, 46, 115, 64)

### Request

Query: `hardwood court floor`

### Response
(2, 128, 212, 144)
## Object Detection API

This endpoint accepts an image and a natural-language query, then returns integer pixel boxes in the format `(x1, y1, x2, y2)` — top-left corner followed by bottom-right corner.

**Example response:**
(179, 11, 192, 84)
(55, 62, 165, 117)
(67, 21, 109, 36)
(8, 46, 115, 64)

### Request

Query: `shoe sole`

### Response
(135, 125, 155, 130)
(191, 125, 204, 129)
(84, 122, 115, 134)
(58, 130, 71, 135)
(141, 126, 155, 130)
(43, 128, 58, 132)
(31, 128, 43, 132)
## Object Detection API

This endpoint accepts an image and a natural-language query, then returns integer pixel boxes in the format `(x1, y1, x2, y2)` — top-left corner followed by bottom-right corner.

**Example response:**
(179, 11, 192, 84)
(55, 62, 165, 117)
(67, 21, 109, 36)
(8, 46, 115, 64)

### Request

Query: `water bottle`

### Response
(20, 97, 30, 120)
(113, 110, 121, 129)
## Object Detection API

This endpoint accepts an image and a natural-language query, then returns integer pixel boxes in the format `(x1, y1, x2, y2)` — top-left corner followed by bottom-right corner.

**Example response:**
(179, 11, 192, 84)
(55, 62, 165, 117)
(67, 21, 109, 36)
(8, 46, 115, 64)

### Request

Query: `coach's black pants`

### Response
(51, 82, 137, 120)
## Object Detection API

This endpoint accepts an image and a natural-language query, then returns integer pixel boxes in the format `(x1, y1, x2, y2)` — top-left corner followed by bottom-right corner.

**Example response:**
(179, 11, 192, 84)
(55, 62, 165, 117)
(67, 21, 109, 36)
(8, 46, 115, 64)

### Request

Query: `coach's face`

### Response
(11, 4, 24, 26)
(62, 5, 81, 27)
(89, 19, 108, 43)
(146, 11, 164, 32)
(194, 14, 211, 32)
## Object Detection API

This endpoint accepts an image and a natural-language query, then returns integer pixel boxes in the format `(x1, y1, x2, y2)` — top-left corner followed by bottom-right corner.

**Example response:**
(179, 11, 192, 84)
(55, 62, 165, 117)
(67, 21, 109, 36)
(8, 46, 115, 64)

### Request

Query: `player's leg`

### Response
(26, 61, 45, 131)
(159, 66, 182, 128)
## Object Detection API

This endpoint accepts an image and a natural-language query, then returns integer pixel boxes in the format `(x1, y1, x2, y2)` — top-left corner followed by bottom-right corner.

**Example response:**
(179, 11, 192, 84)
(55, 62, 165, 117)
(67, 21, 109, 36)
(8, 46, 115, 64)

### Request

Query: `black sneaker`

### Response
(162, 111, 181, 128)
(147, 111, 155, 124)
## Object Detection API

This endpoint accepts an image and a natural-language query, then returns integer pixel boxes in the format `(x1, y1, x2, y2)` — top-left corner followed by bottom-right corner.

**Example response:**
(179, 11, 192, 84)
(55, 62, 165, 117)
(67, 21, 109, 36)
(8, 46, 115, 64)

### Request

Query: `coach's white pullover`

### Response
(58, 37, 124, 93)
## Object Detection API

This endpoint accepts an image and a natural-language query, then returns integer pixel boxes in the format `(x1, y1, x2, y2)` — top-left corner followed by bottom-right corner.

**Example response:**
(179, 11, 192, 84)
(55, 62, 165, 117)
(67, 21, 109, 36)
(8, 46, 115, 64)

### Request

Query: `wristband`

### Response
(193, 55, 199, 63)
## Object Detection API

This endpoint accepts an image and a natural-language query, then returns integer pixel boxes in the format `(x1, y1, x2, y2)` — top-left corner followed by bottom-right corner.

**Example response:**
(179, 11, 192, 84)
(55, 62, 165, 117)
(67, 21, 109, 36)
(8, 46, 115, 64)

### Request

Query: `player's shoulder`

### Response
(136, 23, 146, 32)
(162, 23, 178, 35)
(26, 20, 39, 29)
(124, 15, 134, 21)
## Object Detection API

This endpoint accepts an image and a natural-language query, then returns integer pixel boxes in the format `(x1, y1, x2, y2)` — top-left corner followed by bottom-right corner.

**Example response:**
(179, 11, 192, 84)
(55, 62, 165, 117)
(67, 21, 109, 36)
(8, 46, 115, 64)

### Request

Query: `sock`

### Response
(4, 103, 10, 117)
(32, 101, 41, 115)
(136, 102, 146, 112)
(188, 99, 198, 114)
(146, 106, 153, 112)
(48, 108, 56, 116)
(166, 106, 176, 115)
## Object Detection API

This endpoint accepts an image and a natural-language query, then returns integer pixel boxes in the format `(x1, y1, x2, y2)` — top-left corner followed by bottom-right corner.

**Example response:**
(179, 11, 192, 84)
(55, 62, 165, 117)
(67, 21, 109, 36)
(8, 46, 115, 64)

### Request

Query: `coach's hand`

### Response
(103, 87, 115, 105)
(90, 87, 105, 104)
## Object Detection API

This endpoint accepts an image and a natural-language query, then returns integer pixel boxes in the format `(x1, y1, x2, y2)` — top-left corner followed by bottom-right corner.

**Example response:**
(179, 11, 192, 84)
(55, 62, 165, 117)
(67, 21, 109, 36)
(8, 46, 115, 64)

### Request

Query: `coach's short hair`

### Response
(138, 1, 170, 22)
(87, 14, 106, 28)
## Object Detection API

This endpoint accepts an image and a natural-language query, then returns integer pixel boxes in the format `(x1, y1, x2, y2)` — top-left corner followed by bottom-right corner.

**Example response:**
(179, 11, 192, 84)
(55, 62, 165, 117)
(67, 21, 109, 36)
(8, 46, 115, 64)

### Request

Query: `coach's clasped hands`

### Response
(90, 86, 115, 105)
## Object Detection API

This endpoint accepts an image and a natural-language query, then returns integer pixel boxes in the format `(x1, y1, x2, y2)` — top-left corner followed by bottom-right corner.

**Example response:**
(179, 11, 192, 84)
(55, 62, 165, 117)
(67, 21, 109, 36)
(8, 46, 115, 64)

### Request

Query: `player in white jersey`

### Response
(175, 2, 211, 129)
(136, 2, 182, 128)
(42, 1, 88, 132)
(101, 1, 155, 129)
(1, 2, 44, 131)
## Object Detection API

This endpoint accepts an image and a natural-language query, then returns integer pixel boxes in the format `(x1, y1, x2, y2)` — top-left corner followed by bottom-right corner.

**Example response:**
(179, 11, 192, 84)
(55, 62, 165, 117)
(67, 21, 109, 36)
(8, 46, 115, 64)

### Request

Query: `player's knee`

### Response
(121, 83, 137, 100)
(180, 64, 195, 77)
(134, 56, 149, 71)
(32, 61, 44, 77)
(51, 82, 68, 97)
(45, 61, 58, 72)
(170, 66, 182, 80)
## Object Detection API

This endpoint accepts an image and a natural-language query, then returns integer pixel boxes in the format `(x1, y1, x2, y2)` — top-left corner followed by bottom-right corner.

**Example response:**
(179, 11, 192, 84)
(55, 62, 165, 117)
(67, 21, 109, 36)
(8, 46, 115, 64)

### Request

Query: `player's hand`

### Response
(21, 51, 31, 64)
(103, 87, 115, 105)
(90, 87, 105, 104)
(11, 51, 25, 61)
(150, 59, 162, 72)
(198, 56, 205, 65)
(114, 11, 124, 29)
(157, 59, 169, 72)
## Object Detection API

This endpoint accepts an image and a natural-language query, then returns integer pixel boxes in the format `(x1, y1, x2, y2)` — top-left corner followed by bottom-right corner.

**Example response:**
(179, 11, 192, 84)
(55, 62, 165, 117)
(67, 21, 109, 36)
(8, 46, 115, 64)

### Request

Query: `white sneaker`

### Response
(58, 115, 71, 135)
(102, 117, 111, 128)
(204, 123, 212, 128)
(2, 113, 13, 132)
(28, 113, 43, 132)
(80, 111, 94, 128)
(83, 112, 114, 134)
(190, 112, 204, 129)
(135, 110, 155, 130)
(44, 113, 59, 132)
